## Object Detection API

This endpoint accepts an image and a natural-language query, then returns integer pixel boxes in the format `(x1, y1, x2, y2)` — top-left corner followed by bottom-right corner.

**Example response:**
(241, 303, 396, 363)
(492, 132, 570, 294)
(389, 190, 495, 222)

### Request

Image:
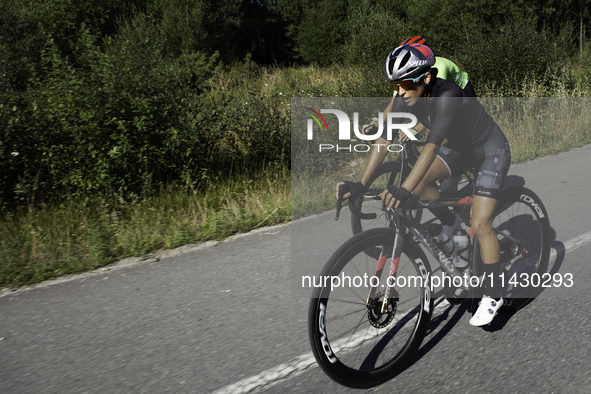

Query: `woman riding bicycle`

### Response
(361, 36, 475, 192)
(339, 43, 511, 326)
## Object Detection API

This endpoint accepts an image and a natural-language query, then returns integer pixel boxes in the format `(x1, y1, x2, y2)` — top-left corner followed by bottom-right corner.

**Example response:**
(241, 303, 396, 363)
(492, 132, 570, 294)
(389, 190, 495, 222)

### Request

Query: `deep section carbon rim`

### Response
(308, 228, 433, 388)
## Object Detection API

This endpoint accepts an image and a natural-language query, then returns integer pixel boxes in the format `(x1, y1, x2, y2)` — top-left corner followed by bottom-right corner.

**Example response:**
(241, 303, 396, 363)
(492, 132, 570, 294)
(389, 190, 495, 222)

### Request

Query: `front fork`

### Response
(365, 213, 406, 314)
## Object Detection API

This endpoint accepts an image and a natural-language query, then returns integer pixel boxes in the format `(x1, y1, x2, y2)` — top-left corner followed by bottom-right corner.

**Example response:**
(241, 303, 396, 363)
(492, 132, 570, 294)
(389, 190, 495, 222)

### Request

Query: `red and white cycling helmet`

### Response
(384, 44, 435, 82)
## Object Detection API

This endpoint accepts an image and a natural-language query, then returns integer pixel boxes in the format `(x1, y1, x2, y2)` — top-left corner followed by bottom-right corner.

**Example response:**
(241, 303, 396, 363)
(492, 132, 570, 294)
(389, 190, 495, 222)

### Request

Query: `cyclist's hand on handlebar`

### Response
(336, 181, 366, 201)
(398, 129, 412, 142)
(362, 124, 378, 136)
(335, 181, 367, 221)
(380, 186, 412, 209)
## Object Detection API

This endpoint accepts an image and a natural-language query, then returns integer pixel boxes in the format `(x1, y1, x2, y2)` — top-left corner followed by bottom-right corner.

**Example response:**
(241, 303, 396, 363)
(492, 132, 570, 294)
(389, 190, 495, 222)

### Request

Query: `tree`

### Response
(343, 0, 410, 65)
(296, 0, 348, 65)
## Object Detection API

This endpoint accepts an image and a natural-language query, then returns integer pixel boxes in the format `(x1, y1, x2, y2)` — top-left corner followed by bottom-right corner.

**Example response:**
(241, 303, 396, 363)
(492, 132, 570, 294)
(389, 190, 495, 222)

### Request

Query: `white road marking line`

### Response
(550, 230, 591, 260)
(210, 351, 317, 394)
(212, 299, 451, 394)
(212, 230, 591, 394)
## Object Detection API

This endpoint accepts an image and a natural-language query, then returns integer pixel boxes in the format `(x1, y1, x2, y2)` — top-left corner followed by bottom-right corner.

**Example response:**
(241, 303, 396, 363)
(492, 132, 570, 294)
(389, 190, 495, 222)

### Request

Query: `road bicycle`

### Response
(307, 141, 551, 388)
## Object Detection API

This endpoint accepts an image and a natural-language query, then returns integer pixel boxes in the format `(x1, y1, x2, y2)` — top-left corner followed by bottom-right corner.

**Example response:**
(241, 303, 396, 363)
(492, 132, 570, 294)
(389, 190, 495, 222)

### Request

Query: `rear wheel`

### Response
(308, 228, 433, 388)
(472, 187, 551, 311)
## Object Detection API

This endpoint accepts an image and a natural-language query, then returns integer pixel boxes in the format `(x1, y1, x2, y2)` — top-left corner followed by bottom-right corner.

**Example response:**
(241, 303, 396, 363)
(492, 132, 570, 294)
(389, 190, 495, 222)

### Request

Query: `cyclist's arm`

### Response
(398, 123, 427, 142)
(360, 137, 390, 186)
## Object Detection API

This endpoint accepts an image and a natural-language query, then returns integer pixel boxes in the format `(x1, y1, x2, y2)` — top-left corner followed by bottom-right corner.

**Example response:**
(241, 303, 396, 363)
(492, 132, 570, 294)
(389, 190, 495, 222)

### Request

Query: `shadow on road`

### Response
(400, 297, 469, 372)
(397, 220, 564, 360)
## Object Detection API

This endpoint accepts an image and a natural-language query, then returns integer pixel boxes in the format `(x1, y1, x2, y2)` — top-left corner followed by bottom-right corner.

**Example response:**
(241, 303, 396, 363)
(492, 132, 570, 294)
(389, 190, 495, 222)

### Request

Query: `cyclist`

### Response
(362, 36, 474, 191)
(338, 43, 511, 326)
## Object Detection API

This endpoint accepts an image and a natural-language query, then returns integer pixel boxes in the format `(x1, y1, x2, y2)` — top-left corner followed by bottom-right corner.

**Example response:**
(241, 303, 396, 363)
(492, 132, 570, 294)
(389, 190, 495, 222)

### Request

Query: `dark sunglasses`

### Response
(390, 72, 427, 91)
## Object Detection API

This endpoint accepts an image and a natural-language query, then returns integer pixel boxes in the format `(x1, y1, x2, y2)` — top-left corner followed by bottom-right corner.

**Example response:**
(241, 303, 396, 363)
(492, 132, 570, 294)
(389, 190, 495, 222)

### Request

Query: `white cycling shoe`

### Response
(469, 296, 503, 326)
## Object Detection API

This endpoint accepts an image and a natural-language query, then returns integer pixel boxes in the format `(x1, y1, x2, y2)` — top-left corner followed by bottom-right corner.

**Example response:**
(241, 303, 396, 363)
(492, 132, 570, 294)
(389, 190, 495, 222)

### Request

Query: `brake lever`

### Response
(335, 184, 347, 220)
(336, 196, 343, 220)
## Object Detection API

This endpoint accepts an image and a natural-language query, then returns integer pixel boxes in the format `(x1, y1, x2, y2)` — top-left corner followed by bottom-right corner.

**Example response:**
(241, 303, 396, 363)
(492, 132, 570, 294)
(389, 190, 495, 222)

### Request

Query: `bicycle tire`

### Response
(308, 228, 433, 388)
(472, 186, 551, 312)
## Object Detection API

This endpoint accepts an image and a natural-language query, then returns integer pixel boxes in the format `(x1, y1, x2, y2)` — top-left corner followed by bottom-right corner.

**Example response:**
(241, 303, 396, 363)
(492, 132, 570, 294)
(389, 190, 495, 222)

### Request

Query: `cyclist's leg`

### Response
(469, 127, 511, 325)
(472, 196, 501, 265)
(410, 156, 450, 200)
(471, 128, 511, 269)
(470, 195, 504, 325)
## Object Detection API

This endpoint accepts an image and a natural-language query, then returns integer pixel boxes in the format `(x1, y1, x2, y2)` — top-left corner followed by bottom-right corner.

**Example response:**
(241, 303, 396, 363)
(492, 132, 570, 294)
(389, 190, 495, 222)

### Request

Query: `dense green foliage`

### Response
(1, 0, 591, 208)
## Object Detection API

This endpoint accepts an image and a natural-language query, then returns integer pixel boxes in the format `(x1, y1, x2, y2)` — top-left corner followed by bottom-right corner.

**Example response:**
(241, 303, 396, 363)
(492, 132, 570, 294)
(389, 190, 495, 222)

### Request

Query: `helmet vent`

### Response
(400, 52, 411, 68)
(388, 58, 395, 77)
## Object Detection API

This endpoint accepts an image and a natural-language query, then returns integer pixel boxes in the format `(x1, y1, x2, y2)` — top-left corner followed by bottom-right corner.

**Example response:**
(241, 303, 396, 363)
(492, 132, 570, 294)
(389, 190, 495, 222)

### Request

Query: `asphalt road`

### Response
(1, 144, 591, 393)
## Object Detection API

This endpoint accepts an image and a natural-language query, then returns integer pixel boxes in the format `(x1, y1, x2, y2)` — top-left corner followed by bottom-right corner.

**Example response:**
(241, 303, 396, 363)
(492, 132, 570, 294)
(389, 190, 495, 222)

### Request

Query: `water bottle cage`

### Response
(453, 246, 470, 263)
(433, 238, 454, 257)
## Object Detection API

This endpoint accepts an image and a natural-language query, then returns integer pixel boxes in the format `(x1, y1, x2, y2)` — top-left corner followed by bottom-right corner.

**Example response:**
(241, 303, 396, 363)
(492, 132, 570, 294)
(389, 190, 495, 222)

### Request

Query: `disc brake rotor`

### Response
(367, 291, 398, 328)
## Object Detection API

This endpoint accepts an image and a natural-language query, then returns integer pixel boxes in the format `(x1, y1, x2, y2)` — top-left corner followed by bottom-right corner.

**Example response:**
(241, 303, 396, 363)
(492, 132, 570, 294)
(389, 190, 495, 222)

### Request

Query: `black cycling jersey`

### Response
(387, 77, 511, 199)
(389, 78, 496, 164)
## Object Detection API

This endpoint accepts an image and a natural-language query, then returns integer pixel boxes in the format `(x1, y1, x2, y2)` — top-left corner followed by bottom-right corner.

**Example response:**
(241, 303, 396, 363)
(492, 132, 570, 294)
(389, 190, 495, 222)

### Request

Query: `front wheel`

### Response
(308, 228, 433, 388)
(472, 187, 551, 311)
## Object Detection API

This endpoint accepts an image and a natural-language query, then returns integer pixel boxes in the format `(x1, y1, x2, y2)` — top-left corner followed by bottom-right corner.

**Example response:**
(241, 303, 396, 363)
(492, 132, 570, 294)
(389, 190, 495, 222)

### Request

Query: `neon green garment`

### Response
(433, 57, 469, 89)
(392, 57, 469, 96)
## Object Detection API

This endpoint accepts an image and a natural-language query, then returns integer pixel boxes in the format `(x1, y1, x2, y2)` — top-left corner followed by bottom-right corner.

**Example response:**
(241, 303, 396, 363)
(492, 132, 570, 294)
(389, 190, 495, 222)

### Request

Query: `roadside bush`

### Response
(454, 18, 574, 88)
(296, 0, 348, 65)
(0, 1, 46, 92)
(0, 25, 223, 206)
(0, 13, 296, 208)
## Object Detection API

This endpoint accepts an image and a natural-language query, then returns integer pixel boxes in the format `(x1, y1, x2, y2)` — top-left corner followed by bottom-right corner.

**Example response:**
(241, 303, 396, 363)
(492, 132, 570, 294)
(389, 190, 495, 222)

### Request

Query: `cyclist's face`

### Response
(397, 72, 431, 106)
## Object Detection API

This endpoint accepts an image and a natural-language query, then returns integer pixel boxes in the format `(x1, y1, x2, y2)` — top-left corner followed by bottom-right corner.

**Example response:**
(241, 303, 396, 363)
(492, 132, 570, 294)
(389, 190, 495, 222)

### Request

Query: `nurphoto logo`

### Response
(304, 108, 418, 153)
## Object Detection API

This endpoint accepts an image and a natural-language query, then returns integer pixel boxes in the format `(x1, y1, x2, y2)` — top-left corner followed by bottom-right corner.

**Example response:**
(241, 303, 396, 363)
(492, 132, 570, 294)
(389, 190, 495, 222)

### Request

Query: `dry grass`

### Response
(0, 166, 290, 287)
